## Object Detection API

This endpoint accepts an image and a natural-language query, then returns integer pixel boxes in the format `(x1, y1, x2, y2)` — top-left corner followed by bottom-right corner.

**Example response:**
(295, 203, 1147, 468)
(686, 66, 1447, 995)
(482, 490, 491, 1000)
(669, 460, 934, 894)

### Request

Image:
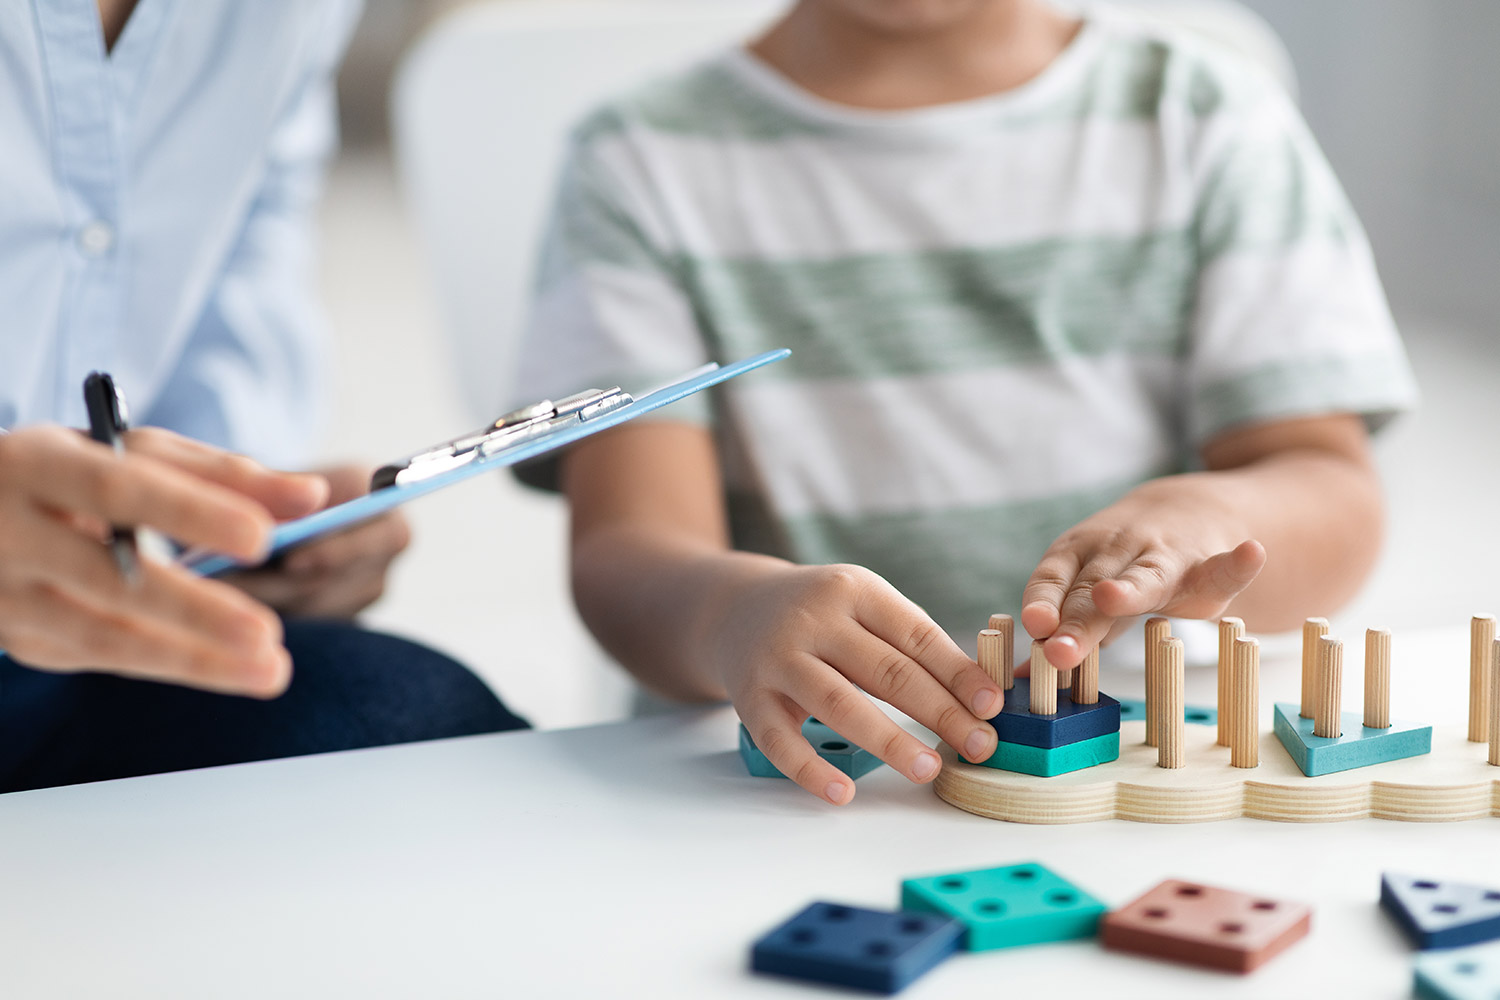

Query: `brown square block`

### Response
(1101, 879, 1311, 973)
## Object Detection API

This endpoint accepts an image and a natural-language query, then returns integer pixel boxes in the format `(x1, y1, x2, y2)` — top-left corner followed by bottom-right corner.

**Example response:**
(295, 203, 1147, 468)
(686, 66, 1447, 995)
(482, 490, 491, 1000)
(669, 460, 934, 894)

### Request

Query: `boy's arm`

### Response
(1021, 413, 1381, 668)
(560, 421, 1004, 804)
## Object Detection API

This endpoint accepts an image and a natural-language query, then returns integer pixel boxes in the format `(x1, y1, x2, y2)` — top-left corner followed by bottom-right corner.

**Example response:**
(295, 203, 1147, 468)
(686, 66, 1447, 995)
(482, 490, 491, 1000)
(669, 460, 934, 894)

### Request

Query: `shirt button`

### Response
(77, 221, 116, 257)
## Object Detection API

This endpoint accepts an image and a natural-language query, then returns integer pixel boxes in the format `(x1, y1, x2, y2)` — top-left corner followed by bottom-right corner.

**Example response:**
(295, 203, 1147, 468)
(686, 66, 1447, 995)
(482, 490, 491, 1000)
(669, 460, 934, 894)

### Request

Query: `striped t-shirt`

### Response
(514, 13, 1417, 648)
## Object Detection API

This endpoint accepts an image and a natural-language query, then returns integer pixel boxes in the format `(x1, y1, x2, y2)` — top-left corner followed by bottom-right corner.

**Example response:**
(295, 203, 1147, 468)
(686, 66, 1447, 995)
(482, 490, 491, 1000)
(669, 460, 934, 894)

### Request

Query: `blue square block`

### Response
(1415, 941, 1500, 999)
(1116, 699, 1217, 727)
(990, 679, 1121, 748)
(739, 719, 884, 780)
(901, 862, 1107, 951)
(1272, 702, 1432, 777)
(751, 901, 963, 994)
(977, 731, 1119, 777)
(1383, 873, 1500, 950)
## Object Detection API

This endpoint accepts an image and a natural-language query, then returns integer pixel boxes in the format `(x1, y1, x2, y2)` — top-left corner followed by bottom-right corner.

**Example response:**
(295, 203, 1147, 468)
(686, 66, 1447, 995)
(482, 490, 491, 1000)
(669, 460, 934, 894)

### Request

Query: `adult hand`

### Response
(228, 465, 410, 620)
(0, 426, 327, 695)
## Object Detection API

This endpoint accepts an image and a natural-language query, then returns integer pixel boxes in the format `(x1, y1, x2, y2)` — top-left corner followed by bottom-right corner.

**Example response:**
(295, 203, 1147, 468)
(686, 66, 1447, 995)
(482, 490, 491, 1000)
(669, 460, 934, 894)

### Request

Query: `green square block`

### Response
(976, 731, 1119, 777)
(739, 719, 884, 780)
(901, 862, 1107, 951)
(1272, 703, 1432, 777)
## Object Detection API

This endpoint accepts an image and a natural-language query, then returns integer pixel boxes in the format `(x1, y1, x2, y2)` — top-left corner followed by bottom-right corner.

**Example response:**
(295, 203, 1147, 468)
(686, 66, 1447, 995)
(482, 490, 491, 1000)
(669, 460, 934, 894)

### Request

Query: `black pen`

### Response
(83, 371, 141, 586)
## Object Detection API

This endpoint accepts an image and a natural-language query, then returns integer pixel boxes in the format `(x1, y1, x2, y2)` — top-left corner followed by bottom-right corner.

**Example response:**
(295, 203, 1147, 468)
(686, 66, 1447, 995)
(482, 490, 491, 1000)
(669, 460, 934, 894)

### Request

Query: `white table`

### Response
(0, 626, 1491, 999)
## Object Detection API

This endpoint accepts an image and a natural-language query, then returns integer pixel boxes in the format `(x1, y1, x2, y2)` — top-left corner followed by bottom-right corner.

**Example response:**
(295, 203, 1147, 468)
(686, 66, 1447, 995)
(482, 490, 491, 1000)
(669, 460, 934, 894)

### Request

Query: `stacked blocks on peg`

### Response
(1101, 879, 1311, 973)
(1415, 942, 1500, 999)
(979, 678, 1122, 777)
(900, 862, 1107, 951)
(1272, 703, 1432, 778)
(739, 718, 884, 780)
(1382, 874, 1500, 950)
(750, 902, 963, 994)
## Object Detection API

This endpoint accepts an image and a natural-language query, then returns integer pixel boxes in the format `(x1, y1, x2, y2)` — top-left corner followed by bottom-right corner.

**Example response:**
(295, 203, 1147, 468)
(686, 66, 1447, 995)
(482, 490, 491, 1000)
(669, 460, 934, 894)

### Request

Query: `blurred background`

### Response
(313, 0, 1500, 728)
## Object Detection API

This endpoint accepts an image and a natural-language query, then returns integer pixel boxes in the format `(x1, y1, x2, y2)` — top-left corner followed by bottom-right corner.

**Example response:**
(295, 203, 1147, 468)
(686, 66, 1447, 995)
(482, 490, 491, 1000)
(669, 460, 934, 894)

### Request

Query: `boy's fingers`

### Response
(742, 696, 854, 805)
(1170, 540, 1266, 618)
(1040, 546, 1147, 669)
(779, 667, 947, 784)
(1092, 550, 1184, 618)
(1020, 550, 1080, 639)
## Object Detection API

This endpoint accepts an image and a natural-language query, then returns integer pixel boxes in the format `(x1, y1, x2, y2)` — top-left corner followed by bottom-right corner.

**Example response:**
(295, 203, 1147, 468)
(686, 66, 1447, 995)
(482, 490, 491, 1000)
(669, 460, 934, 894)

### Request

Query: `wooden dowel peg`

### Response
(1030, 640, 1056, 715)
(1158, 637, 1185, 769)
(1230, 636, 1259, 768)
(977, 629, 1006, 695)
(1490, 639, 1500, 766)
(1300, 618, 1330, 719)
(1363, 628, 1391, 730)
(1072, 646, 1099, 705)
(987, 614, 1015, 691)
(1471, 615, 1495, 743)
(1313, 636, 1343, 739)
(1144, 617, 1170, 748)
(1217, 617, 1245, 747)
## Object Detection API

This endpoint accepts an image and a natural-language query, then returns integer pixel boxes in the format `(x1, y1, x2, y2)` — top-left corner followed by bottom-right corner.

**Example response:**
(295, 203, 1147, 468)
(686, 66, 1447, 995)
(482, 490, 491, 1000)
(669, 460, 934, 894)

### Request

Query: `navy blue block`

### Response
(990, 679, 1120, 748)
(1382, 873, 1500, 949)
(751, 902, 963, 994)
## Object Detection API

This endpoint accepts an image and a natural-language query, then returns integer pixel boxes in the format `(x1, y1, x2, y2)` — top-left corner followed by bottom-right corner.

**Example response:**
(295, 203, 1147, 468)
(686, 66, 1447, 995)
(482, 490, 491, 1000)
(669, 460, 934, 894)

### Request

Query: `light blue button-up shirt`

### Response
(0, 0, 361, 466)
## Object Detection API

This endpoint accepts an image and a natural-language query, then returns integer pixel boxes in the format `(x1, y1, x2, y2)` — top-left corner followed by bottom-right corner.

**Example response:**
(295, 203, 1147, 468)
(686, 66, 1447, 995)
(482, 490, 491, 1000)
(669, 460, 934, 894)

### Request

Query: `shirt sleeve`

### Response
(1184, 77, 1419, 447)
(139, 0, 361, 469)
(511, 110, 713, 491)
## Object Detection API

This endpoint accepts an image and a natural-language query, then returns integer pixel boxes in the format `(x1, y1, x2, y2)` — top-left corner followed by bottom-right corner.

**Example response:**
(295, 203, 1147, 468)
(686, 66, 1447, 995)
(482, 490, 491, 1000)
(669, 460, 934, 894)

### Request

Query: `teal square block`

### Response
(1116, 699, 1217, 727)
(976, 731, 1119, 777)
(901, 861, 1107, 951)
(739, 719, 884, 780)
(1415, 941, 1500, 999)
(1272, 702, 1432, 777)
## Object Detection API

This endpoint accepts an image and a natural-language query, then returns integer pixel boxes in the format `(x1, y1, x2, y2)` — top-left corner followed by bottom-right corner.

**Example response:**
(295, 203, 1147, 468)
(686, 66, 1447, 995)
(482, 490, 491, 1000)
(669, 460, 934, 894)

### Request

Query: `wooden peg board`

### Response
(932, 719, 1500, 824)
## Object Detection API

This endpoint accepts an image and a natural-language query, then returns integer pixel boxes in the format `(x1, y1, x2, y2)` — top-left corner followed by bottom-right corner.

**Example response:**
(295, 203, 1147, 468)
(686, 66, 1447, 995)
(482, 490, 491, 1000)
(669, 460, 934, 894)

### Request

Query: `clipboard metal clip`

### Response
(371, 386, 633, 490)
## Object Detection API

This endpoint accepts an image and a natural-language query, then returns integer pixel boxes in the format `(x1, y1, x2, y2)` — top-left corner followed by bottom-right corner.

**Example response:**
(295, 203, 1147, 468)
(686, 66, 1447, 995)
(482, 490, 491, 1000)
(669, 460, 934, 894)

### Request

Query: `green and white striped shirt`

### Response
(515, 12, 1416, 646)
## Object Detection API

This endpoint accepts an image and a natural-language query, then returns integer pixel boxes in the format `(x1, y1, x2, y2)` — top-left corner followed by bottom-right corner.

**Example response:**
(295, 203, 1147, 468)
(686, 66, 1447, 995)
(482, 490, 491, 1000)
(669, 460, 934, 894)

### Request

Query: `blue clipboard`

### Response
(184, 349, 790, 577)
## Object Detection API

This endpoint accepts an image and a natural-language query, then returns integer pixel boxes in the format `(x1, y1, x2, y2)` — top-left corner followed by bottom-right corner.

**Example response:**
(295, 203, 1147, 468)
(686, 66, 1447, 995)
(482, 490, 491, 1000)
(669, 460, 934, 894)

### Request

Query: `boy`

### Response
(514, 0, 1416, 804)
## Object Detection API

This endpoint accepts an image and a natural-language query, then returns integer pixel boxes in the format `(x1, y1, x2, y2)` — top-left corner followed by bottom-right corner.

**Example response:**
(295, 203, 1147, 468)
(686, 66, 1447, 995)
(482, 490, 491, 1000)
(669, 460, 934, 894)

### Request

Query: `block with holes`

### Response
(980, 730, 1120, 777)
(899, 861, 1107, 951)
(989, 678, 1121, 749)
(1415, 941, 1500, 999)
(1116, 699, 1217, 727)
(1272, 703, 1432, 778)
(1101, 879, 1311, 973)
(749, 901, 963, 994)
(1382, 873, 1500, 950)
(738, 718, 884, 780)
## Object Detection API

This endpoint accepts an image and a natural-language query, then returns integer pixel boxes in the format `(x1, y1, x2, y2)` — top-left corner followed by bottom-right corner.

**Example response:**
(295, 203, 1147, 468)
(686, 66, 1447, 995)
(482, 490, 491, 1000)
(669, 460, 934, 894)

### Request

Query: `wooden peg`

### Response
(1217, 617, 1245, 747)
(1363, 628, 1391, 730)
(1300, 618, 1330, 719)
(977, 629, 1007, 694)
(1230, 636, 1259, 768)
(987, 613, 1015, 691)
(1470, 615, 1496, 743)
(1158, 637, 1185, 768)
(1144, 617, 1170, 748)
(1030, 640, 1056, 715)
(1072, 646, 1099, 705)
(1490, 638, 1500, 766)
(1313, 636, 1343, 739)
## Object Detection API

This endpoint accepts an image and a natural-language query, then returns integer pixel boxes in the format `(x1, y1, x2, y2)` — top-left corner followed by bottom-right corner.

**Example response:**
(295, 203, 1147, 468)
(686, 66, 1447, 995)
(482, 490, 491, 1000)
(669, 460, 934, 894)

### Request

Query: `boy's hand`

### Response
(0, 425, 328, 695)
(228, 465, 410, 620)
(1020, 477, 1266, 670)
(717, 562, 1003, 805)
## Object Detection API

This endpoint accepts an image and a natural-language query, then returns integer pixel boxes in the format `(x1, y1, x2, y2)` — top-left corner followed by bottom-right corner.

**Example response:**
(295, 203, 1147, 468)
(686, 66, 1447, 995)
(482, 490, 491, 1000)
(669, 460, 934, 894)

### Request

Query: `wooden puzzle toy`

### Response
(750, 901, 963, 994)
(1414, 941, 1500, 999)
(1382, 873, 1500, 950)
(739, 718, 883, 780)
(1100, 879, 1311, 972)
(932, 614, 1498, 824)
(900, 862, 1106, 951)
(987, 678, 1120, 748)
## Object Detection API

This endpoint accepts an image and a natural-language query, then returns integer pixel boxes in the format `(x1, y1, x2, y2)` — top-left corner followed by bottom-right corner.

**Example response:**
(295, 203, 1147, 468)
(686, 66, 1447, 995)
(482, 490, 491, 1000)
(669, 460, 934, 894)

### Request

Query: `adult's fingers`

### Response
(281, 511, 411, 577)
(125, 428, 328, 520)
(4, 427, 273, 559)
(740, 689, 854, 805)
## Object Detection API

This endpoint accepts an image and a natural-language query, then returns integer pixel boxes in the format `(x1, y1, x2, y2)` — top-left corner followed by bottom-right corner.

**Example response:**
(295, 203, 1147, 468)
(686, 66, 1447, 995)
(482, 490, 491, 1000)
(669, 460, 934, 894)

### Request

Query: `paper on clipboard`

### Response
(183, 349, 790, 577)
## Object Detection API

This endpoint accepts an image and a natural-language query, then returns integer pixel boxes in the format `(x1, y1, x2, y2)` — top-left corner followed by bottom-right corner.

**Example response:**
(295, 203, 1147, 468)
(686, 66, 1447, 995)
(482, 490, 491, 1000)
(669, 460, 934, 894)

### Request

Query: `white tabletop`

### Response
(0, 625, 1491, 999)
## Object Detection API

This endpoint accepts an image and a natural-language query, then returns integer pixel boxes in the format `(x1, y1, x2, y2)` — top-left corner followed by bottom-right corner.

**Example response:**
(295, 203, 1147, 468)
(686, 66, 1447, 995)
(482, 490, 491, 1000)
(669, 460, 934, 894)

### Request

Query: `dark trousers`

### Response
(0, 619, 528, 793)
